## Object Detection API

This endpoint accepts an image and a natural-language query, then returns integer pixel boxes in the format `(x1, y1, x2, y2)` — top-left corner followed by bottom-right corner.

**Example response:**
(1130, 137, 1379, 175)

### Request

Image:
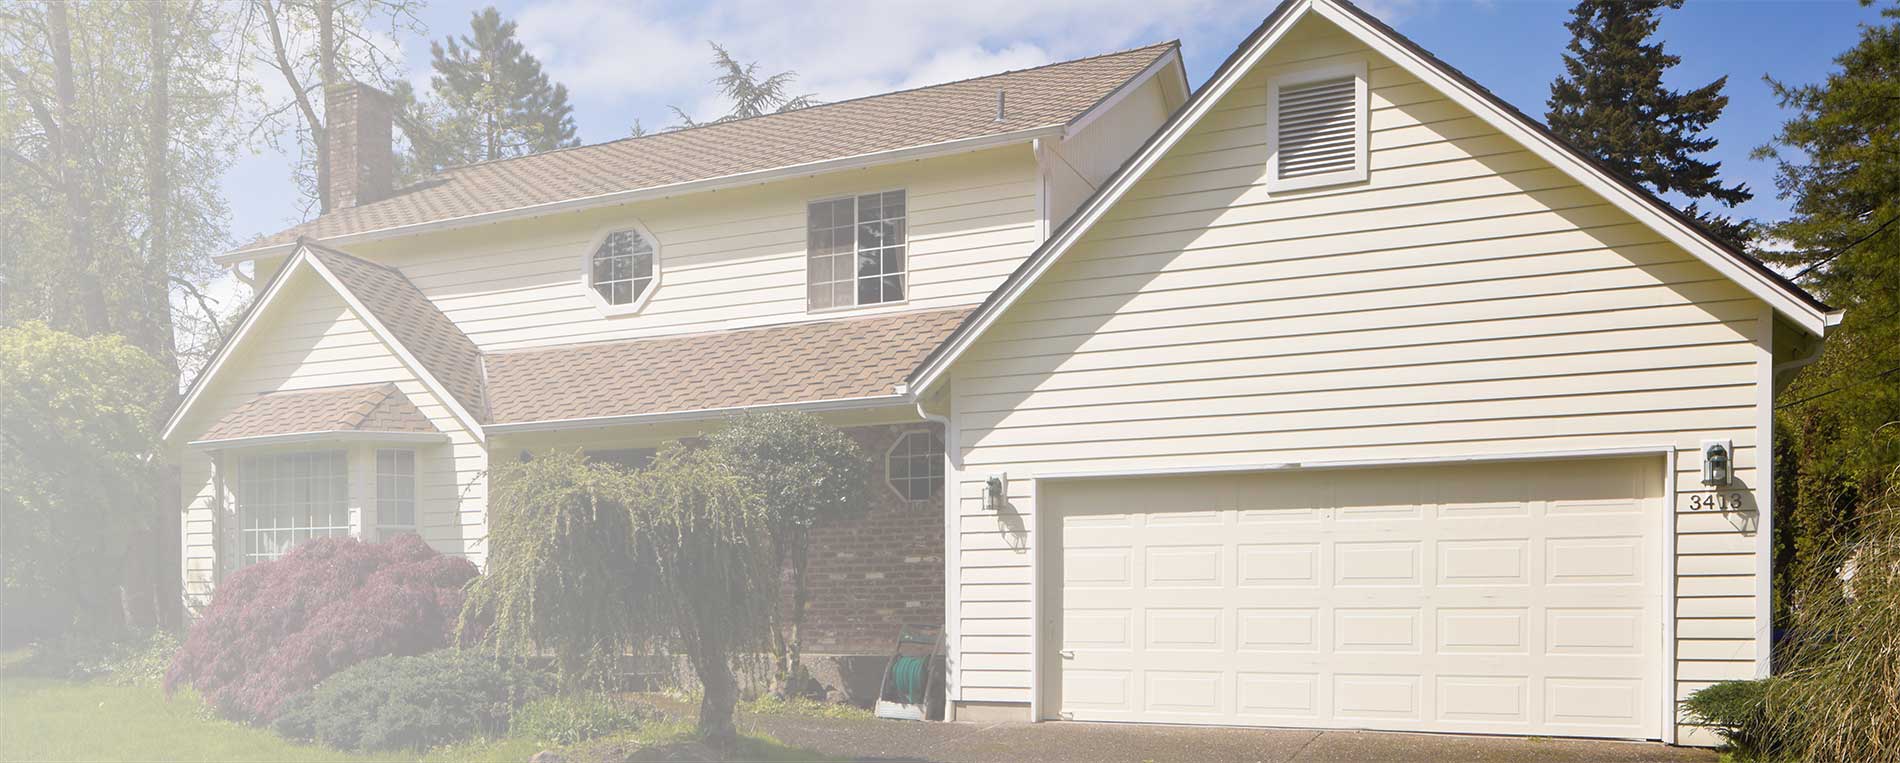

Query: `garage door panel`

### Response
(1049, 457, 1663, 739)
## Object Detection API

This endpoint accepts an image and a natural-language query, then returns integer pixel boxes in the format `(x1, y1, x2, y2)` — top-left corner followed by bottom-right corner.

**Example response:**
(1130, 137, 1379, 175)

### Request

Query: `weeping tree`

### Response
(623, 444, 779, 743)
(709, 412, 868, 697)
(459, 450, 638, 688)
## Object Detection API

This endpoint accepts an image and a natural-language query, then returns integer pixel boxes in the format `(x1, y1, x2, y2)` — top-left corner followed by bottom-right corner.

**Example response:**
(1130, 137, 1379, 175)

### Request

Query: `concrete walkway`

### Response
(737, 713, 1718, 763)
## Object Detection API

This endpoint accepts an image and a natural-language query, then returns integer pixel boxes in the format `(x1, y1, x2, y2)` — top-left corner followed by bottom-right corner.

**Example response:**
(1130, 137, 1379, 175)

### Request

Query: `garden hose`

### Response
(891, 655, 927, 704)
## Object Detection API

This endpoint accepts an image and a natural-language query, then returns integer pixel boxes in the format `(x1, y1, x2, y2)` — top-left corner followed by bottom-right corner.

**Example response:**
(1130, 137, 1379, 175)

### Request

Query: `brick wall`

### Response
(793, 423, 945, 655)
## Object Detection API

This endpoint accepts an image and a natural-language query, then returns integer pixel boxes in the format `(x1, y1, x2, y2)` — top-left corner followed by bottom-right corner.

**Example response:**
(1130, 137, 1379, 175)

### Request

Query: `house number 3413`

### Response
(1688, 492, 1746, 511)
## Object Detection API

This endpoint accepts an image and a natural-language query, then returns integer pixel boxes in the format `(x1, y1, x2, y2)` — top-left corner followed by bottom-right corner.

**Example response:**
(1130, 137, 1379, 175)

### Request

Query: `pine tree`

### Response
(1757, 2, 1900, 626)
(668, 43, 815, 129)
(1546, 0, 1752, 242)
(425, 6, 579, 168)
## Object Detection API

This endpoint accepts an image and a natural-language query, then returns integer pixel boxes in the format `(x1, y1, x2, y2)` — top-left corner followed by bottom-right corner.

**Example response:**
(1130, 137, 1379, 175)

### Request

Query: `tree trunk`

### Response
(693, 644, 739, 744)
(45, 0, 107, 335)
(787, 533, 810, 694)
(316, 0, 336, 212)
(142, 0, 180, 384)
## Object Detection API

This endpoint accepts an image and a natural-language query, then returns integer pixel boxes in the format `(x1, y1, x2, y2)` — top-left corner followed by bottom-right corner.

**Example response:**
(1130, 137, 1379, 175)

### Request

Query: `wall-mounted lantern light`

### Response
(1701, 440, 1732, 487)
(984, 473, 1008, 512)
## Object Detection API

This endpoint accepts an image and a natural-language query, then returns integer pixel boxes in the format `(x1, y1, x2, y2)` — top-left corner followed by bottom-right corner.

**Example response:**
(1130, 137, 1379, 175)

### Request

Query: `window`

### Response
(234, 450, 350, 565)
(808, 190, 906, 310)
(886, 430, 944, 503)
(1266, 60, 1368, 192)
(585, 226, 658, 312)
(375, 449, 416, 539)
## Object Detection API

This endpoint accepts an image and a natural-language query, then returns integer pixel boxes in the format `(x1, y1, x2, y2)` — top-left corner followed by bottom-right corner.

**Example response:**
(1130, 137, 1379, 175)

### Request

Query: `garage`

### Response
(1040, 457, 1665, 739)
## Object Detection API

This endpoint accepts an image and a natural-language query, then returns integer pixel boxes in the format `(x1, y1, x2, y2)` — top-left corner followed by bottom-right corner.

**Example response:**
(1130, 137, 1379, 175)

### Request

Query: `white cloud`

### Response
(512, 0, 1251, 130)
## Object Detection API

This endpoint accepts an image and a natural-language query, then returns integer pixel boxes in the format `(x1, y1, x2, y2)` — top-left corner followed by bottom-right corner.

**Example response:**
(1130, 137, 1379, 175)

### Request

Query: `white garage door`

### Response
(1045, 457, 1663, 739)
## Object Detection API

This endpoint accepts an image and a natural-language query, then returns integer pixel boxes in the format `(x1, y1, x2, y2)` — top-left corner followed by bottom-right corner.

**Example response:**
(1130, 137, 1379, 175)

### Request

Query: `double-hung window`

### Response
(375, 449, 416, 540)
(807, 190, 907, 310)
(234, 450, 350, 565)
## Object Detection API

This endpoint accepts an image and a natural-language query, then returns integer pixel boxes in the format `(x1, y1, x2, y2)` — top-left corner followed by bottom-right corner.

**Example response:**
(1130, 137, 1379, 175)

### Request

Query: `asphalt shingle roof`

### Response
(239, 43, 1177, 251)
(482, 307, 973, 425)
(198, 383, 433, 443)
(304, 243, 489, 422)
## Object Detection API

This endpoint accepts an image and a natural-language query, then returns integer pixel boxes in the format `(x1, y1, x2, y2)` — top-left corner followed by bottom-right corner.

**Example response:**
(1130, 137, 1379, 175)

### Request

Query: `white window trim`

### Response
(884, 429, 944, 505)
(373, 448, 418, 541)
(579, 219, 662, 317)
(1265, 58, 1369, 193)
(805, 188, 910, 314)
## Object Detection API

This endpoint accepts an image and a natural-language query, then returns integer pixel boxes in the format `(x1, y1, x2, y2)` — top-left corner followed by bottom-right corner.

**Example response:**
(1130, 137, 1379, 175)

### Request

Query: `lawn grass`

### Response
(0, 678, 374, 763)
(0, 676, 830, 763)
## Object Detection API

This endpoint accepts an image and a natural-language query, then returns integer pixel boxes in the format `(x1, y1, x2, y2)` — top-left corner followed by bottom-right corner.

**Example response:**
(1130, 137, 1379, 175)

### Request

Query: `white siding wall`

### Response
(174, 269, 488, 602)
(346, 146, 1041, 352)
(1045, 74, 1175, 230)
(945, 18, 1768, 741)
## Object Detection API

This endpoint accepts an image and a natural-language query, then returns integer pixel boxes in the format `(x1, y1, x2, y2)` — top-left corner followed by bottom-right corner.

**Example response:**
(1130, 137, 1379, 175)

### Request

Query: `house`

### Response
(162, 0, 1836, 747)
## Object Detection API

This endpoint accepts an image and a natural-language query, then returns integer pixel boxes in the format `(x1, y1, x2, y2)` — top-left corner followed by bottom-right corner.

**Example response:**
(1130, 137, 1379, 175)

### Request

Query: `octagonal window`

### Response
(887, 430, 945, 503)
(588, 228, 657, 310)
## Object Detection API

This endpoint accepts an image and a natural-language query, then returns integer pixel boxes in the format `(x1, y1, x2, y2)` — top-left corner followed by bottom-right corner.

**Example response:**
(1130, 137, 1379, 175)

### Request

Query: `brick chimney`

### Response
(324, 81, 394, 210)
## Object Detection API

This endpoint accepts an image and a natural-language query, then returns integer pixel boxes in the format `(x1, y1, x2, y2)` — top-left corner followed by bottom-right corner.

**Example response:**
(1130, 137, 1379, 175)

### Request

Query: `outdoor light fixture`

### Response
(1701, 440, 1732, 487)
(984, 473, 1008, 512)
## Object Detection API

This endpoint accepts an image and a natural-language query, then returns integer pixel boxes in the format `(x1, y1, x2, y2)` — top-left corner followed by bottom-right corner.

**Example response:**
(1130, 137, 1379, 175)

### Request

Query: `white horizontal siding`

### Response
(944, 17, 1770, 732)
(348, 146, 1039, 352)
(175, 270, 488, 604)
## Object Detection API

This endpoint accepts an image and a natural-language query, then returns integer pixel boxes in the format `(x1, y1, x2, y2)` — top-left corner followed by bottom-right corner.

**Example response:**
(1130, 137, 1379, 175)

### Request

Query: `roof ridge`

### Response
(298, 237, 407, 276)
(484, 306, 976, 358)
(339, 383, 400, 430)
(411, 41, 1179, 179)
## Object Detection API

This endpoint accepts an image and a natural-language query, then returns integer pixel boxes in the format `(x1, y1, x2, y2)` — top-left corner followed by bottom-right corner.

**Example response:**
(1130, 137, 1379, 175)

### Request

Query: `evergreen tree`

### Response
(668, 43, 815, 128)
(1546, 0, 1753, 242)
(1756, 1, 1900, 624)
(425, 6, 579, 168)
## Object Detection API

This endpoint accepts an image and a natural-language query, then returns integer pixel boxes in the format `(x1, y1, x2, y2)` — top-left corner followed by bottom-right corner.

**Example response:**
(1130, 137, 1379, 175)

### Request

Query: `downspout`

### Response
(1031, 138, 1050, 243)
(913, 395, 957, 718)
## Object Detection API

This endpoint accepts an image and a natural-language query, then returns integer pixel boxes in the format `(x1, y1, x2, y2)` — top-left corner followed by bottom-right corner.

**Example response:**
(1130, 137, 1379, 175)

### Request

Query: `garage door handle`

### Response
(1059, 650, 1075, 659)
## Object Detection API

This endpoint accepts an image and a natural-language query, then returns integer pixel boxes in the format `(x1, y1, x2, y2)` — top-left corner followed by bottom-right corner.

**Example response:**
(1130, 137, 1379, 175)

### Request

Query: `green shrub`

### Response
(509, 693, 650, 746)
(1682, 679, 1776, 758)
(4, 630, 180, 686)
(272, 650, 551, 752)
(1765, 496, 1900, 762)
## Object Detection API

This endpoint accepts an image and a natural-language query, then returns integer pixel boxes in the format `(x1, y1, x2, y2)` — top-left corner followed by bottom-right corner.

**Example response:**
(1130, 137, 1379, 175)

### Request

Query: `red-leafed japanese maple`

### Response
(164, 534, 477, 723)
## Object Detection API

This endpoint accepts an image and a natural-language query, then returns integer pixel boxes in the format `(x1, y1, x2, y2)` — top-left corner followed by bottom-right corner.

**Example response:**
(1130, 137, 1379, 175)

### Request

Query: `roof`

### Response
(483, 307, 972, 428)
(235, 43, 1179, 255)
(907, 0, 1838, 393)
(195, 383, 434, 444)
(301, 241, 488, 421)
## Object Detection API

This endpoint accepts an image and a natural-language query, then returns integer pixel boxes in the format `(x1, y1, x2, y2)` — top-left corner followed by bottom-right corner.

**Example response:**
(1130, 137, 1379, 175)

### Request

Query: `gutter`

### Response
(484, 394, 914, 435)
(218, 125, 1068, 265)
(189, 430, 448, 450)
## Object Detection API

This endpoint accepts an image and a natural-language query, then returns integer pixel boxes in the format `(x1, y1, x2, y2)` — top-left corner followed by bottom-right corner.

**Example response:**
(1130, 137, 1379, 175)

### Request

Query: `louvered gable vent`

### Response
(1268, 62, 1367, 191)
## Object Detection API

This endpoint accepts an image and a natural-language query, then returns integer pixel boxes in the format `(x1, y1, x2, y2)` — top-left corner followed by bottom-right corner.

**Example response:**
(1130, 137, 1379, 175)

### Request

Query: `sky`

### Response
(217, 0, 1882, 254)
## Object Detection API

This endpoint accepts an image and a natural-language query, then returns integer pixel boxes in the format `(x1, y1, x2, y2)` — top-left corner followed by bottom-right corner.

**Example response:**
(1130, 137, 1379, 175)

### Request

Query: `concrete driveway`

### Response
(738, 714, 1719, 763)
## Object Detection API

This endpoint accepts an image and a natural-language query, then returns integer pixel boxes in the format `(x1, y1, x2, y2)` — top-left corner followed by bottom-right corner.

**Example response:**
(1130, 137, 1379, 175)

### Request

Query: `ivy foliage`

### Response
(0, 321, 168, 642)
